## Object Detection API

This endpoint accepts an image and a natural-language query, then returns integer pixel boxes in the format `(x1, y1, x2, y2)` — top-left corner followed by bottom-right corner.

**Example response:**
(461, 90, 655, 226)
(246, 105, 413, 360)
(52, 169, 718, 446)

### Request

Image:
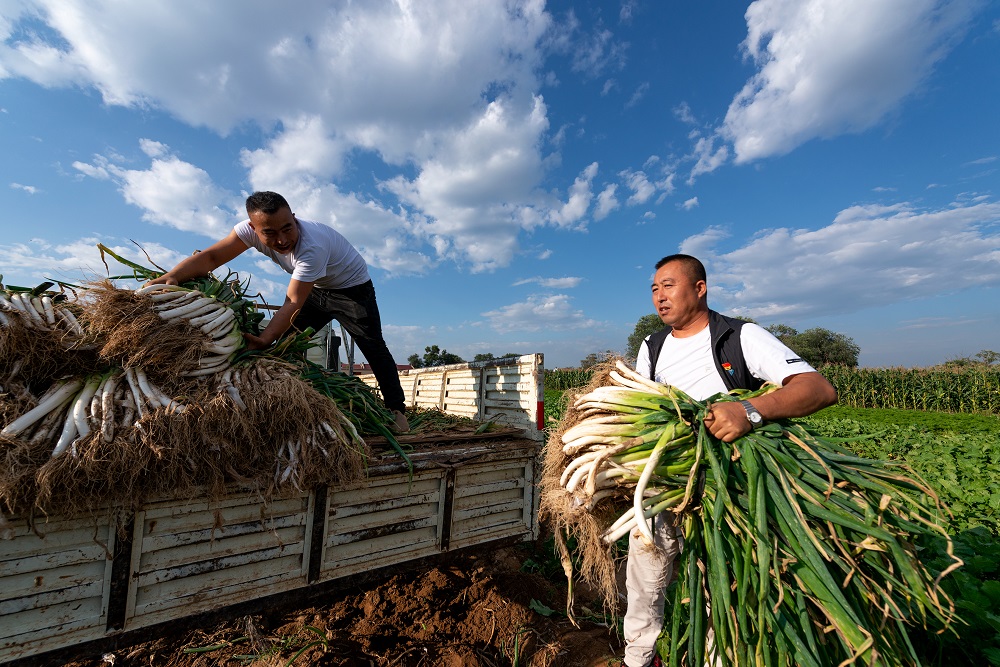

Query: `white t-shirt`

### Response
(235, 218, 370, 290)
(634, 320, 816, 401)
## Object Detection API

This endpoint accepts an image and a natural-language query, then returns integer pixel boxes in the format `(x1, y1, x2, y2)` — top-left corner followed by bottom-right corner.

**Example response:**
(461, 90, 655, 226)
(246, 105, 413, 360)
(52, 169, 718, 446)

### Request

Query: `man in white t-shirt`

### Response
(147, 191, 409, 431)
(622, 254, 837, 667)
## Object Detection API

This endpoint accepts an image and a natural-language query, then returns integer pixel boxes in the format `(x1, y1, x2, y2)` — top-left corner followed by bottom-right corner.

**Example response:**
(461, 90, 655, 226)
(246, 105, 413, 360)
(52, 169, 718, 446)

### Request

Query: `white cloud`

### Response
(682, 197, 699, 210)
(723, 0, 977, 163)
(688, 134, 729, 182)
(625, 81, 649, 108)
(1, 1, 562, 273)
(964, 156, 997, 166)
(674, 101, 697, 125)
(10, 182, 38, 194)
(549, 162, 598, 228)
(594, 184, 619, 220)
(512, 276, 583, 288)
(571, 26, 628, 79)
(481, 293, 602, 333)
(620, 169, 656, 206)
(601, 78, 617, 96)
(686, 199, 1000, 320)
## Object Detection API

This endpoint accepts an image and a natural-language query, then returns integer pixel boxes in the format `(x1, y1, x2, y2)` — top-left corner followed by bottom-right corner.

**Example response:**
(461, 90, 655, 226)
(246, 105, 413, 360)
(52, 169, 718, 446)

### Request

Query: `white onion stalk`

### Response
(71, 374, 103, 439)
(40, 296, 56, 325)
(51, 402, 81, 457)
(134, 368, 186, 413)
(57, 308, 83, 336)
(0, 311, 9, 327)
(156, 297, 217, 320)
(136, 283, 189, 295)
(187, 304, 228, 327)
(100, 370, 123, 442)
(124, 368, 147, 420)
(1, 379, 84, 439)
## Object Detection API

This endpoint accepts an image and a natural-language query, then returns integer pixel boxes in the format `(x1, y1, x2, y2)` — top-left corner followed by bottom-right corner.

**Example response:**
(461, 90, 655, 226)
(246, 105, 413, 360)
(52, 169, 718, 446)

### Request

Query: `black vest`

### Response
(644, 310, 763, 392)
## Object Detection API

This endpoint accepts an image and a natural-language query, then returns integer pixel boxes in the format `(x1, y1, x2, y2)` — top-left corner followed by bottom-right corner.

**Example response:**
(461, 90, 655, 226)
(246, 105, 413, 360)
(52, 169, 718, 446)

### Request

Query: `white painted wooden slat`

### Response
(453, 477, 525, 499)
(0, 577, 105, 616)
(136, 548, 304, 604)
(329, 490, 440, 518)
(140, 513, 305, 554)
(453, 499, 526, 523)
(3, 597, 104, 644)
(323, 525, 440, 566)
(142, 495, 306, 530)
(131, 567, 304, 624)
(0, 619, 106, 663)
(330, 503, 439, 535)
(139, 525, 305, 572)
(0, 523, 111, 559)
(454, 488, 525, 513)
(0, 543, 107, 577)
(134, 542, 304, 589)
(0, 559, 107, 600)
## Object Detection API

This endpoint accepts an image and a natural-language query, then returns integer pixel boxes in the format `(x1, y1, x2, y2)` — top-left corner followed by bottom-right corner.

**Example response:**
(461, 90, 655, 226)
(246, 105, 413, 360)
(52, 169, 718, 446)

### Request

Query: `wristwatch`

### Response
(739, 400, 764, 429)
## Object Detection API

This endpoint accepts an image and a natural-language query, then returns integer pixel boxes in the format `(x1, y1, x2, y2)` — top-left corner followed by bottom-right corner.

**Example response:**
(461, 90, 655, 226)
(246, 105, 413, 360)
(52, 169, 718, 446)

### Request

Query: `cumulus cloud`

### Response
(722, 0, 977, 163)
(10, 182, 38, 194)
(481, 293, 603, 333)
(686, 199, 1000, 320)
(73, 143, 235, 237)
(682, 197, 699, 210)
(594, 184, 619, 220)
(549, 162, 598, 228)
(1, 1, 565, 273)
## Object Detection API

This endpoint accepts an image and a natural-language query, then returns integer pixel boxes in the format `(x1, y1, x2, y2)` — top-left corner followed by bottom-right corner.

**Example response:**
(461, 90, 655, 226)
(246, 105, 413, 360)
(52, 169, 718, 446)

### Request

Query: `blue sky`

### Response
(1, 0, 998, 370)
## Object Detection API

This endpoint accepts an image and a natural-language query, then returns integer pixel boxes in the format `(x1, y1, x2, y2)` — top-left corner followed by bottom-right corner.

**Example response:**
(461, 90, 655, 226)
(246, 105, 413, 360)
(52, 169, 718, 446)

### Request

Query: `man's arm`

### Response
(146, 230, 249, 286)
(704, 372, 837, 442)
(244, 278, 315, 351)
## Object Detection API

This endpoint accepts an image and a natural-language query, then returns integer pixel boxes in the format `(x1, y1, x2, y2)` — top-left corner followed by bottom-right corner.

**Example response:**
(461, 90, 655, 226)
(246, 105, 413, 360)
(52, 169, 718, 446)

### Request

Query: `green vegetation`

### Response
(407, 344, 465, 368)
(821, 365, 1000, 414)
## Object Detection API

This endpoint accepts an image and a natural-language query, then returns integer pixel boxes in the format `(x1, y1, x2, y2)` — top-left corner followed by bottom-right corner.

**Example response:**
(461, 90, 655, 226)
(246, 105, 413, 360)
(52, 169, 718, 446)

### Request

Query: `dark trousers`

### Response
(292, 280, 406, 412)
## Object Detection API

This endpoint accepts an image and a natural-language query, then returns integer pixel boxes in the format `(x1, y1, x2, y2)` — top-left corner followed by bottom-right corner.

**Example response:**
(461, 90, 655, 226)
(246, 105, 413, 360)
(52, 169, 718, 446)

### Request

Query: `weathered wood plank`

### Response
(453, 477, 524, 499)
(134, 550, 304, 600)
(453, 499, 526, 522)
(138, 525, 305, 572)
(0, 523, 111, 560)
(142, 495, 306, 532)
(133, 542, 302, 588)
(328, 514, 439, 547)
(329, 489, 441, 519)
(452, 508, 525, 538)
(141, 493, 304, 519)
(0, 559, 107, 600)
(0, 596, 104, 651)
(457, 464, 526, 487)
(0, 543, 108, 577)
(0, 577, 105, 616)
(140, 513, 305, 554)
(324, 524, 439, 564)
(330, 501, 439, 534)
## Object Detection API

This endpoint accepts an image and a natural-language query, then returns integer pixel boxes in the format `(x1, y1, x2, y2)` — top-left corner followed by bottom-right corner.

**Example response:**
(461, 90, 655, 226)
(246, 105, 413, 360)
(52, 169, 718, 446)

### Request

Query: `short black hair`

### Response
(654, 254, 706, 283)
(246, 191, 290, 215)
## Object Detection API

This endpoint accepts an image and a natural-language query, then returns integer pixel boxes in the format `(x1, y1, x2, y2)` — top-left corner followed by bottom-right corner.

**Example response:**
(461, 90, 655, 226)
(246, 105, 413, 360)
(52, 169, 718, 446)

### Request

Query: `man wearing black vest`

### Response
(622, 254, 837, 667)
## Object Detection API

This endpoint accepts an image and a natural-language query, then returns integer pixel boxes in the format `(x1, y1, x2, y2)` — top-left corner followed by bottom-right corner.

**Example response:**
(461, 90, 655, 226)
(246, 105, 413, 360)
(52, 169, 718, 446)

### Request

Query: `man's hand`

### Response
(243, 332, 270, 351)
(704, 401, 753, 443)
(144, 273, 179, 287)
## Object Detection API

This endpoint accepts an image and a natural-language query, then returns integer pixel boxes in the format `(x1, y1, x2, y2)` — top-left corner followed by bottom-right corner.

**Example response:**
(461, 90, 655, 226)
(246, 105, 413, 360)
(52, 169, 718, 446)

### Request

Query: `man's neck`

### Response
(669, 310, 710, 338)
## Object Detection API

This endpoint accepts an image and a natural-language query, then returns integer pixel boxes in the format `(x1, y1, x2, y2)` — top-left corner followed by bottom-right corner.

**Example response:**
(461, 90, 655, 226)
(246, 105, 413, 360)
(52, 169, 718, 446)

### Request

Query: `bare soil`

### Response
(58, 543, 624, 667)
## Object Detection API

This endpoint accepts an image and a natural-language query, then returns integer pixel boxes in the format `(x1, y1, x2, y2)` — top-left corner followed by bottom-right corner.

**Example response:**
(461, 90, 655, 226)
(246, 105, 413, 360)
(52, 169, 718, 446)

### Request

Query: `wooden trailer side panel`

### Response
(0, 516, 114, 663)
(124, 493, 311, 630)
(320, 469, 448, 581)
(359, 354, 545, 441)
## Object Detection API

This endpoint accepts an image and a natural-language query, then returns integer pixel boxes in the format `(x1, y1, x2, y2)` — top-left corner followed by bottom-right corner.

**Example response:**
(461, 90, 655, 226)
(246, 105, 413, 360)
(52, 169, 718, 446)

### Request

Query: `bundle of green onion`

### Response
(542, 361, 961, 667)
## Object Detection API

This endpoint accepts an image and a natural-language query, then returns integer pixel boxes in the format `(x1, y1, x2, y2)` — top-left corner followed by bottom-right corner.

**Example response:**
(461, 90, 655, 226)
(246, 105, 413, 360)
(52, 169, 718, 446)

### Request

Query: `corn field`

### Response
(545, 368, 594, 390)
(821, 366, 1000, 414)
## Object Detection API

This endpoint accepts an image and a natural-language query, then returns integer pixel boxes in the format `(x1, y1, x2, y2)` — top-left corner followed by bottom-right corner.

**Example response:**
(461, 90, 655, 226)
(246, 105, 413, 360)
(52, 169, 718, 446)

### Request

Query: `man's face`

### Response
(651, 261, 707, 329)
(248, 206, 299, 255)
